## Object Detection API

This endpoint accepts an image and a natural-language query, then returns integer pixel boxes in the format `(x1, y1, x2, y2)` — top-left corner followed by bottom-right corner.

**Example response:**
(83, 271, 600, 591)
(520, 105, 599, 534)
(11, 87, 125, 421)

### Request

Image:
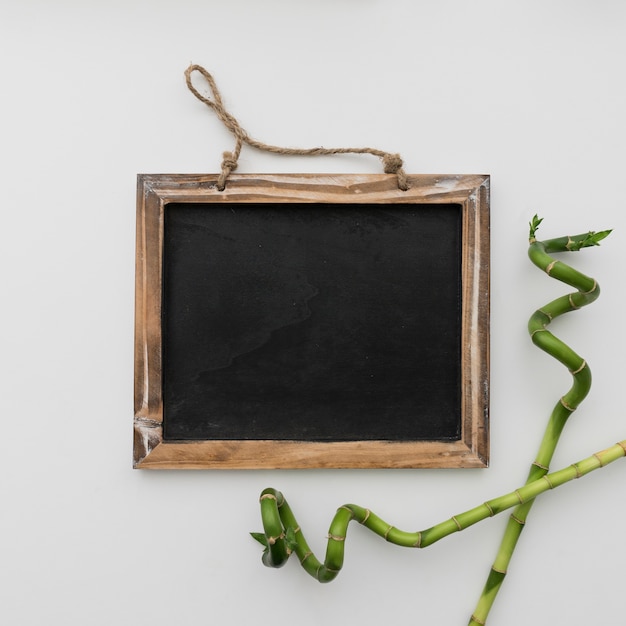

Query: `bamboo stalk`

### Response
(252, 216, 616, 625)
(468, 217, 611, 625)
(252, 440, 626, 581)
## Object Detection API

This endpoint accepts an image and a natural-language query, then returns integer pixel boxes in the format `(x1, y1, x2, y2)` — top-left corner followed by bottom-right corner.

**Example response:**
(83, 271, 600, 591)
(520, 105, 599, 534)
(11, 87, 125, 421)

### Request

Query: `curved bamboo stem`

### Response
(253, 440, 626, 582)
(468, 216, 611, 625)
(252, 216, 614, 625)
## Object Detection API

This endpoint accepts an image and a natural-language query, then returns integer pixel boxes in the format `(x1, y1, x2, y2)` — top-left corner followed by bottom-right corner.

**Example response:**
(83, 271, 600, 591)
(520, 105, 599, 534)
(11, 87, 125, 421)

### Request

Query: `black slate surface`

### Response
(162, 203, 462, 442)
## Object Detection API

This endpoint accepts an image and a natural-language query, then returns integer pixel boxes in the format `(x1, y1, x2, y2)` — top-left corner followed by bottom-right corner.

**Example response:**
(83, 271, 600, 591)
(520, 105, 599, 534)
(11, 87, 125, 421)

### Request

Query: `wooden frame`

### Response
(134, 173, 489, 469)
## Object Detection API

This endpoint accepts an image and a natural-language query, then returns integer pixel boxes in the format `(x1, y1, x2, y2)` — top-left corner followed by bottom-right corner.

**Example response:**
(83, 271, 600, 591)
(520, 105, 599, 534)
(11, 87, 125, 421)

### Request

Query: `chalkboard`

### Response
(134, 174, 489, 468)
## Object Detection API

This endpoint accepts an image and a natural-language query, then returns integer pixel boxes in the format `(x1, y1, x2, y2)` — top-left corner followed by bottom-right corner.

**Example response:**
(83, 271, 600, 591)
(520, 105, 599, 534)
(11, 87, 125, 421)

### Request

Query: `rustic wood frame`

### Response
(134, 173, 489, 469)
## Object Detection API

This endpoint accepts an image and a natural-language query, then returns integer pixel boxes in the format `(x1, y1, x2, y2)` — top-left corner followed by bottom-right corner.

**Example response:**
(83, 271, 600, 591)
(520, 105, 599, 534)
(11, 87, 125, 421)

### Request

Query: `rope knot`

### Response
(383, 153, 409, 191)
(220, 151, 238, 173)
(382, 153, 403, 174)
(217, 151, 239, 190)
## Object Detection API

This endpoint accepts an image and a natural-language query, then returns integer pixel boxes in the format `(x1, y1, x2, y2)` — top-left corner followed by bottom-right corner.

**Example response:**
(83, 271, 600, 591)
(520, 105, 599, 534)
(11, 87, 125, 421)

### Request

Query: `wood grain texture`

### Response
(134, 173, 490, 469)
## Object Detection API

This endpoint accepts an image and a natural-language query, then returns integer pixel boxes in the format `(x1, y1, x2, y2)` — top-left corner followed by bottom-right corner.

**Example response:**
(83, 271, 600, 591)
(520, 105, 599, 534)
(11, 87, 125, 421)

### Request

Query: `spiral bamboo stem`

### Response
(253, 439, 625, 582)
(468, 216, 611, 625)
(252, 217, 615, 625)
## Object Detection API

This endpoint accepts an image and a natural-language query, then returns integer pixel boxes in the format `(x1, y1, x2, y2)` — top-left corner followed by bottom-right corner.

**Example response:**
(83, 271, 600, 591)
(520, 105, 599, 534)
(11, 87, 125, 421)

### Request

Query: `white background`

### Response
(2, 2, 625, 625)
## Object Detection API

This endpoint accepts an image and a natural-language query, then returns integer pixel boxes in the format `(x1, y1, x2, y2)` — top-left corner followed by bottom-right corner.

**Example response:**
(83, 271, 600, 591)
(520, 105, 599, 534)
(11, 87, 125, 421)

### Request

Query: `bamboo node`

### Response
(510, 514, 525, 526)
(470, 615, 486, 625)
(361, 509, 371, 524)
(267, 532, 285, 545)
(532, 460, 549, 471)
(545, 260, 557, 275)
(617, 441, 626, 454)
(338, 505, 354, 518)
(542, 475, 555, 489)
(582, 279, 598, 295)
(300, 551, 313, 564)
(538, 308, 553, 321)
(572, 463, 583, 478)
(570, 360, 587, 376)
(530, 327, 549, 338)
(560, 397, 575, 412)
(484, 502, 495, 517)
(413, 532, 422, 548)
(568, 293, 581, 310)
(384, 525, 394, 541)
(451, 516, 463, 531)
(327, 533, 346, 542)
(260, 493, 277, 502)
(593, 453, 605, 467)
(514, 489, 525, 504)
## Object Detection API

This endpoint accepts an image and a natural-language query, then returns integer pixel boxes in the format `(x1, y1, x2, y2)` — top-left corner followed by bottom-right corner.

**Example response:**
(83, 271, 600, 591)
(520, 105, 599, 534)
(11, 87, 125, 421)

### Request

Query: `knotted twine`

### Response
(184, 64, 409, 191)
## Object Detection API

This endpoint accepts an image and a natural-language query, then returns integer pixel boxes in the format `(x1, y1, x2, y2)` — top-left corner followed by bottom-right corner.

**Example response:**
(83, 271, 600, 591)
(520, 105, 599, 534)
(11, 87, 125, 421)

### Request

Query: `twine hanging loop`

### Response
(184, 64, 409, 191)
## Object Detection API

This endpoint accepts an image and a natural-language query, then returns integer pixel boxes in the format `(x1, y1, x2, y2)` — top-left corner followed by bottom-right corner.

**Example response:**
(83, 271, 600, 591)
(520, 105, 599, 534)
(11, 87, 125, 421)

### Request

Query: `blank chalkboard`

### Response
(134, 174, 489, 468)
(162, 203, 461, 442)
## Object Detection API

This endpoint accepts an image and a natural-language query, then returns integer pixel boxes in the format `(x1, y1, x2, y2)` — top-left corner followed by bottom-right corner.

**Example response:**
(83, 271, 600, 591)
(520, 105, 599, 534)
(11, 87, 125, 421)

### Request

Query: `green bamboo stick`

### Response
(252, 216, 615, 624)
(252, 439, 626, 581)
(468, 216, 611, 625)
